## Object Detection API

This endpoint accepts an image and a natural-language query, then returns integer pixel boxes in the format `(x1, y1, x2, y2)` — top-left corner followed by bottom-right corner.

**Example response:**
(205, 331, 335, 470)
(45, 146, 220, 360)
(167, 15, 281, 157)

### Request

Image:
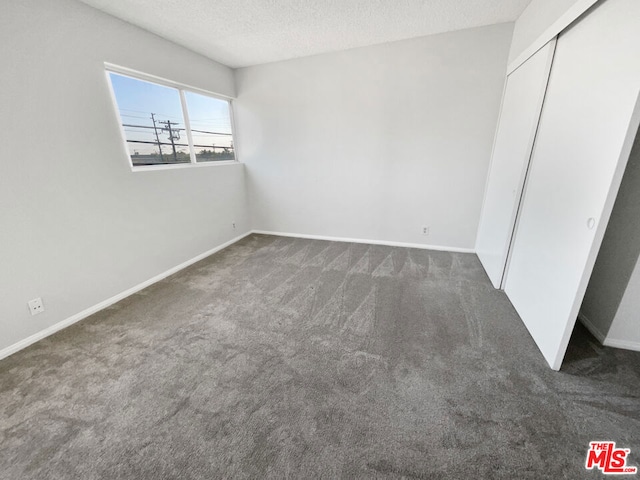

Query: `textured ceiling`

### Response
(78, 0, 532, 68)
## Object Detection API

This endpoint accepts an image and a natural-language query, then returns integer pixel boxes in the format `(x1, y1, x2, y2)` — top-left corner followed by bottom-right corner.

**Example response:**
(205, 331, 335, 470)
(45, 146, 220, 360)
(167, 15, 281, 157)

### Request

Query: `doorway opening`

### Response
(565, 123, 640, 370)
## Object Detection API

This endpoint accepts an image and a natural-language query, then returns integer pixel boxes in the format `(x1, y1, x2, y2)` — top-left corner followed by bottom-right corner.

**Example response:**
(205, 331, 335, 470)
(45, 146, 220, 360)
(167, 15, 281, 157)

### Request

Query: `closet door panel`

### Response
(476, 40, 556, 288)
(503, 0, 640, 370)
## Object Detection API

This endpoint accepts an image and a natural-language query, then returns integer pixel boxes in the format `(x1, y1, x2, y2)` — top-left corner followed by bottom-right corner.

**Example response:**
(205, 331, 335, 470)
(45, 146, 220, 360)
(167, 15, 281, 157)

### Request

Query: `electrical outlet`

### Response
(28, 297, 44, 316)
(421, 225, 430, 236)
(232, 222, 236, 230)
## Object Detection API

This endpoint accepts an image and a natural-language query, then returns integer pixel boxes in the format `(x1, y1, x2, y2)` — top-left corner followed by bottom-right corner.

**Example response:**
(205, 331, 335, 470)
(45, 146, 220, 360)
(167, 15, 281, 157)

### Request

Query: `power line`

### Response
(126, 139, 232, 150)
(122, 116, 235, 161)
(120, 114, 150, 120)
(121, 123, 231, 136)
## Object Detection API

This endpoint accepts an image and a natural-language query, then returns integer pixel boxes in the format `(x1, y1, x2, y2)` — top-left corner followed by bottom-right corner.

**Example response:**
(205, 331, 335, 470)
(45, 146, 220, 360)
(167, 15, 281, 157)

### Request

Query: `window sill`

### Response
(130, 160, 240, 172)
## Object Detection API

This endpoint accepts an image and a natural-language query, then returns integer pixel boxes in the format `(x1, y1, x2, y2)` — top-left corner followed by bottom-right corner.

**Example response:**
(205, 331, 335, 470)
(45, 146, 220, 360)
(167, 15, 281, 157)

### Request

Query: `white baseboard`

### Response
(603, 337, 640, 352)
(251, 230, 475, 254)
(0, 231, 252, 361)
(578, 311, 640, 352)
(577, 311, 607, 344)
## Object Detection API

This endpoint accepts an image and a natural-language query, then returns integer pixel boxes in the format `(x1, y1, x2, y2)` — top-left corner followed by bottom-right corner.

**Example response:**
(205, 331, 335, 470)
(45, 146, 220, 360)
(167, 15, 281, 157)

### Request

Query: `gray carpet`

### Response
(1, 234, 639, 479)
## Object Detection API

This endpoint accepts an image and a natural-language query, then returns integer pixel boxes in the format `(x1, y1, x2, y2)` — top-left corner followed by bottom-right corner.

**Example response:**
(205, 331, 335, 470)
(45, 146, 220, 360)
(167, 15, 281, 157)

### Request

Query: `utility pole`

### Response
(159, 120, 180, 162)
(150, 113, 164, 163)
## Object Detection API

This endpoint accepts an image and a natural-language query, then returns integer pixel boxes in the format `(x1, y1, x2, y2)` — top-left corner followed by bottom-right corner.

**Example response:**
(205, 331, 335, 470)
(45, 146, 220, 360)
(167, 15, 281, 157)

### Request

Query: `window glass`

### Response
(185, 91, 235, 162)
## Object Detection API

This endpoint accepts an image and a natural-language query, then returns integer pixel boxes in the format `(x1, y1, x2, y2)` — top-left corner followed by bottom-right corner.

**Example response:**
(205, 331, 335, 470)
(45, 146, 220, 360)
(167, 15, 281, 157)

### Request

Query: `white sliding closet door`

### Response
(476, 40, 556, 288)
(504, 0, 640, 370)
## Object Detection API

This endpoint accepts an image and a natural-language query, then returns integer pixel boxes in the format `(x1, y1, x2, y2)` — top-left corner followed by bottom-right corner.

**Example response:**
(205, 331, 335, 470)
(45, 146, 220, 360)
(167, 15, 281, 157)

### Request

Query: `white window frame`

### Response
(104, 63, 239, 172)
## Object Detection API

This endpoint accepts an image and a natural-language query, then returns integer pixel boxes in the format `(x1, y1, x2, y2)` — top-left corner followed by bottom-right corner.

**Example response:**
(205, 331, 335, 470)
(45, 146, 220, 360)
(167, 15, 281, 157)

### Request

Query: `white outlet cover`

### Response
(28, 298, 44, 316)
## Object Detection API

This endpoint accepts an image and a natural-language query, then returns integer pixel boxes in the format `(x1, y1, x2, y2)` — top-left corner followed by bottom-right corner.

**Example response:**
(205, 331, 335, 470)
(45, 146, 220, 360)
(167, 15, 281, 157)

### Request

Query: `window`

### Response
(106, 67, 235, 169)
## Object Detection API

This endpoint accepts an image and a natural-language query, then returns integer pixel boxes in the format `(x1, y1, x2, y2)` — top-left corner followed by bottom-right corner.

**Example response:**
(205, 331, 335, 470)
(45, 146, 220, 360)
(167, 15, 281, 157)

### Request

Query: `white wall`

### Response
(608, 261, 640, 349)
(0, 0, 250, 354)
(508, 0, 598, 68)
(581, 124, 640, 348)
(235, 24, 513, 250)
